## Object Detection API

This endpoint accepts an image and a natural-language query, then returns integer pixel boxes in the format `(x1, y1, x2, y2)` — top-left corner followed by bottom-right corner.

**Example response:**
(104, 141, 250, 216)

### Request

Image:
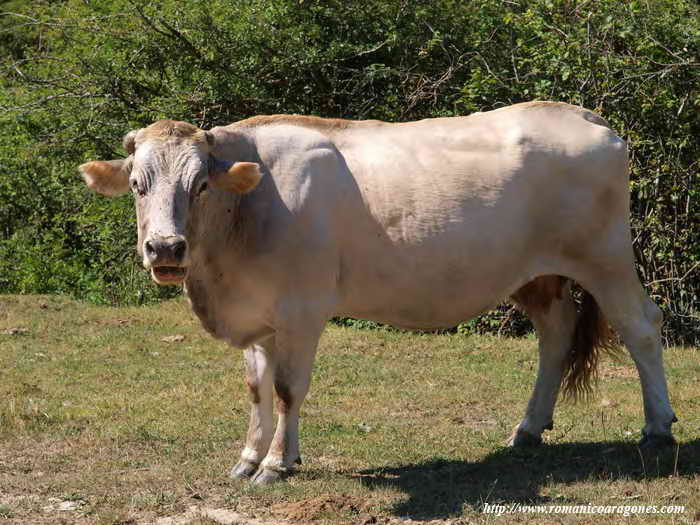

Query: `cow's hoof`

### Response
(638, 431, 676, 450)
(229, 460, 259, 480)
(251, 467, 287, 485)
(507, 428, 543, 448)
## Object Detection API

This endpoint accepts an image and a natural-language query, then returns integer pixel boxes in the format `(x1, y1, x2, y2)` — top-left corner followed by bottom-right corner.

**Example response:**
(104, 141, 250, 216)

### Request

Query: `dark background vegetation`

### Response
(0, 0, 698, 342)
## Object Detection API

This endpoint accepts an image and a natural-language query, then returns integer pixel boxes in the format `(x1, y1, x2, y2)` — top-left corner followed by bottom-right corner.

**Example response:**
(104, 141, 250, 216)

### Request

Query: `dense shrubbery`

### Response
(0, 0, 698, 341)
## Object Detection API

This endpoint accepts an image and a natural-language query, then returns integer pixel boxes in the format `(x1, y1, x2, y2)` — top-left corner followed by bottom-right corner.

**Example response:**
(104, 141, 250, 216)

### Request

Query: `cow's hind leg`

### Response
(508, 276, 577, 446)
(230, 341, 275, 479)
(586, 272, 677, 447)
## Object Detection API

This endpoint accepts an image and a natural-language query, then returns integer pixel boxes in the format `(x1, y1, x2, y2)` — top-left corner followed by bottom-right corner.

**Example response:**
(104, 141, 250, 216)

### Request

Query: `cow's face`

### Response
(79, 120, 262, 285)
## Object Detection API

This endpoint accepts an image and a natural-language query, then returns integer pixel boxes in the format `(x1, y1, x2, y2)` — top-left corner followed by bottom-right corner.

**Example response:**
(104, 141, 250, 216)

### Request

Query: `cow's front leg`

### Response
(230, 342, 275, 479)
(251, 326, 322, 485)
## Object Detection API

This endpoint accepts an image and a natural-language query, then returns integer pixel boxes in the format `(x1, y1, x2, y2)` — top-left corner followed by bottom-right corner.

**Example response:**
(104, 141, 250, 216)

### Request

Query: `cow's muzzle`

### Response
(143, 236, 188, 285)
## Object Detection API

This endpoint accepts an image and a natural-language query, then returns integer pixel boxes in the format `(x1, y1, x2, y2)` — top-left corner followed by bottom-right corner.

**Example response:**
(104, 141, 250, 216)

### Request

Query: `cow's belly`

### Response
(335, 245, 532, 330)
(339, 294, 500, 331)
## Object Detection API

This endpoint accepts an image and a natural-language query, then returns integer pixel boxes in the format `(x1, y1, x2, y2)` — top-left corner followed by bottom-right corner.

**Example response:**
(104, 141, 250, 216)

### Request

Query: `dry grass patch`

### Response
(0, 295, 698, 524)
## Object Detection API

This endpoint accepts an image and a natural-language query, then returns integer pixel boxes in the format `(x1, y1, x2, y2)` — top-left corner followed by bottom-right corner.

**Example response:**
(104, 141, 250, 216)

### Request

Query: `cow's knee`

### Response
(245, 377, 262, 404)
(643, 299, 663, 331)
(274, 378, 295, 414)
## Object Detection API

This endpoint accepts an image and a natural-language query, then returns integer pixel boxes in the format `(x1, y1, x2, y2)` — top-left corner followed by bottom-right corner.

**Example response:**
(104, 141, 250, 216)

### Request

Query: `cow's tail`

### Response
(561, 289, 620, 401)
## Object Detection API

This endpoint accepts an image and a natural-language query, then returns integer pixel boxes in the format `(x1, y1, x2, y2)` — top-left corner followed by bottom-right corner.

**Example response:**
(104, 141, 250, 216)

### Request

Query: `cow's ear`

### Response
(79, 158, 132, 197)
(209, 159, 263, 194)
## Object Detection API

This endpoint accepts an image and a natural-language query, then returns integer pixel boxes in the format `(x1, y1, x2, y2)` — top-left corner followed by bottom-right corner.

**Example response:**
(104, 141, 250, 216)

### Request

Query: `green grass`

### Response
(0, 295, 698, 524)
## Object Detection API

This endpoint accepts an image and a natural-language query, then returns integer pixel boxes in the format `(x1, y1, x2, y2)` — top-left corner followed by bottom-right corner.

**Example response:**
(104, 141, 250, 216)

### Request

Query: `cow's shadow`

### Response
(347, 439, 700, 520)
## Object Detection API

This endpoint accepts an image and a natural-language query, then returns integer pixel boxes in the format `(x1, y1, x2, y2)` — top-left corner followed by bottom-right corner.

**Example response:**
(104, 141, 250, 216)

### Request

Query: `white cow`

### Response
(80, 102, 676, 484)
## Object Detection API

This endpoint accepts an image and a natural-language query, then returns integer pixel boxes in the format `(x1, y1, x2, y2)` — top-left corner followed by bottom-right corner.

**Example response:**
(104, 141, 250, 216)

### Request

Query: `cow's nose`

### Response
(144, 237, 188, 266)
(172, 240, 187, 261)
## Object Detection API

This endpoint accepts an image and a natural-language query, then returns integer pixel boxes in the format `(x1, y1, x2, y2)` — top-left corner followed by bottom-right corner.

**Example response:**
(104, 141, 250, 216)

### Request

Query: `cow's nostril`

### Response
(145, 240, 156, 257)
(172, 240, 187, 261)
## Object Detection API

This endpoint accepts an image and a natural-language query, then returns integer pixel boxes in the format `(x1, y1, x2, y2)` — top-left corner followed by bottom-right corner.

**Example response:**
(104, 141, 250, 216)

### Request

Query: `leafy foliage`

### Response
(0, 0, 698, 341)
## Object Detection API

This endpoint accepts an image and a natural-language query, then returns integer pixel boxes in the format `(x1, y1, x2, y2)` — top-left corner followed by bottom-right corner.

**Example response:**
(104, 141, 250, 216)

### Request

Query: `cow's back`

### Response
(327, 102, 628, 328)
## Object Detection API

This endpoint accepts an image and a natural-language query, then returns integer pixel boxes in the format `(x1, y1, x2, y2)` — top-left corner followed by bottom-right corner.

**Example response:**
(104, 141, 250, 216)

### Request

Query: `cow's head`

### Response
(80, 120, 263, 285)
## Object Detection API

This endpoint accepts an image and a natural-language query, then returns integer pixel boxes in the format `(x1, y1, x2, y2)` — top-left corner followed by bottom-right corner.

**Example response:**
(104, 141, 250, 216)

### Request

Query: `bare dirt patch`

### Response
(155, 505, 287, 525)
(271, 494, 368, 523)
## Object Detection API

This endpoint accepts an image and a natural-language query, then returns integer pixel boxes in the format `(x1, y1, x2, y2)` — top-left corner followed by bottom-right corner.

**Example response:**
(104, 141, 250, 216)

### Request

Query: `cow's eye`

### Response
(196, 181, 208, 196)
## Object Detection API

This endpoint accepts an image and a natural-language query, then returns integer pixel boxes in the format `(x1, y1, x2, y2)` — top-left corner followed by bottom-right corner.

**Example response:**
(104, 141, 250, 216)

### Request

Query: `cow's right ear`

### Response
(79, 158, 132, 197)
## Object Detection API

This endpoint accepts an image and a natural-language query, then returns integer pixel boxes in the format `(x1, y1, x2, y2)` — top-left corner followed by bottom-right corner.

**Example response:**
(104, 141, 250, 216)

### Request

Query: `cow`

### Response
(80, 101, 677, 484)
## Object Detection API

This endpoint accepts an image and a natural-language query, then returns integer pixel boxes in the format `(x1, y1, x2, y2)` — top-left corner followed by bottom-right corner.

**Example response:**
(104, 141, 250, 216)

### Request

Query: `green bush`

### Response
(0, 0, 698, 341)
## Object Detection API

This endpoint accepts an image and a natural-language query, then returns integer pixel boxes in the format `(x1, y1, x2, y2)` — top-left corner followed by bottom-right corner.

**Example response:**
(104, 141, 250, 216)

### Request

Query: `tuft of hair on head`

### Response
(139, 120, 207, 145)
(123, 129, 139, 154)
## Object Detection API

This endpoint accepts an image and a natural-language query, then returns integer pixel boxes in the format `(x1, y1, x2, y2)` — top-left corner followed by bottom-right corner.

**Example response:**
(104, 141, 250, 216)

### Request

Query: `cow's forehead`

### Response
(132, 139, 207, 176)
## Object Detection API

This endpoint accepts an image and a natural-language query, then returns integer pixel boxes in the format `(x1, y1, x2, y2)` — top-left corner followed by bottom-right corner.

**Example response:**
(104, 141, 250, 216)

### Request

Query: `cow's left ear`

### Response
(209, 159, 263, 194)
(79, 158, 132, 197)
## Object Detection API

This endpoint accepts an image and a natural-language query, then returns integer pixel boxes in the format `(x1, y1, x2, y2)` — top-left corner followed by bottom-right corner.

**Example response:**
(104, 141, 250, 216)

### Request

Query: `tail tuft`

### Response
(561, 289, 620, 401)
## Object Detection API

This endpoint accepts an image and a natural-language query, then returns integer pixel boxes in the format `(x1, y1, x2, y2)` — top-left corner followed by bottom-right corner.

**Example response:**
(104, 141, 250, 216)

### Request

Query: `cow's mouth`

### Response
(151, 266, 187, 285)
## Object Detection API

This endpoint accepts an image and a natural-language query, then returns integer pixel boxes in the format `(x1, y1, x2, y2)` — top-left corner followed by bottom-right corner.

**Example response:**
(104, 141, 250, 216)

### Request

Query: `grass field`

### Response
(1, 295, 698, 524)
